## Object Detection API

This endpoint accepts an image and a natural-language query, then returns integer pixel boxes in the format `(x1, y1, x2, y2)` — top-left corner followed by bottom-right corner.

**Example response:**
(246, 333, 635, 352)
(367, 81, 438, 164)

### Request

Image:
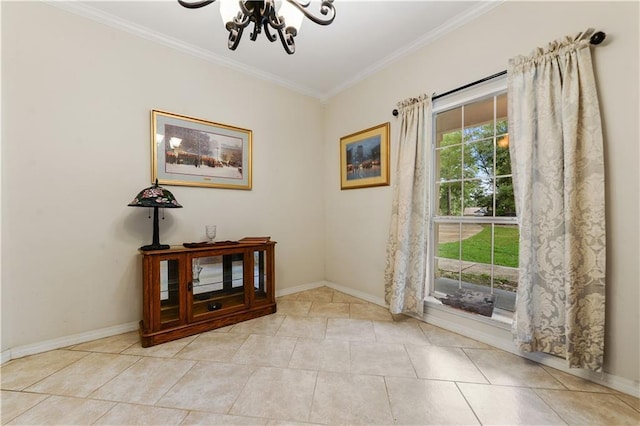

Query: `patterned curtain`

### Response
(384, 95, 431, 315)
(508, 35, 606, 371)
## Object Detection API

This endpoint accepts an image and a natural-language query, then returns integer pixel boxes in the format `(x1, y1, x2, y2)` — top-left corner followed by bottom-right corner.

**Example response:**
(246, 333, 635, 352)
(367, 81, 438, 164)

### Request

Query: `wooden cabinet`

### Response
(139, 241, 276, 347)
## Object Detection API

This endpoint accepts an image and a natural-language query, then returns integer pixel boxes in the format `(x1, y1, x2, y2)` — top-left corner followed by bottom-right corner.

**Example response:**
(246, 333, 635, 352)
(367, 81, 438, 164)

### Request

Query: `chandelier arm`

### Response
(177, 0, 335, 54)
(266, 9, 286, 31)
(177, 0, 217, 9)
(226, 11, 250, 50)
(238, 0, 252, 17)
(277, 27, 296, 54)
(263, 24, 279, 43)
(284, 0, 335, 25)
(227, 25, 243, 50)
(249, 24, 260, 41)
(233, 11, 250, 27)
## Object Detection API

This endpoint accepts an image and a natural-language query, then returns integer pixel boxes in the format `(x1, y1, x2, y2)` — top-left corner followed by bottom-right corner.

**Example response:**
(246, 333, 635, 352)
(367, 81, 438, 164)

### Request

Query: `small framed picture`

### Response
(340, 122, 390, 190)
(151, 110, 252, 189)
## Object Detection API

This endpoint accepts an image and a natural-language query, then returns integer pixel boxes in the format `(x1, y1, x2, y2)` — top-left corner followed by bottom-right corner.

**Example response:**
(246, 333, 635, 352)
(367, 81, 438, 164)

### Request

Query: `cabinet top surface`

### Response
(139, 240, 276, 256)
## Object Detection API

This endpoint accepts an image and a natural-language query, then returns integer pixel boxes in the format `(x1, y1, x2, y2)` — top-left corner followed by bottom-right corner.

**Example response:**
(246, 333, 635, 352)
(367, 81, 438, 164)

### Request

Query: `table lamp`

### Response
(128, 179, 182, 251)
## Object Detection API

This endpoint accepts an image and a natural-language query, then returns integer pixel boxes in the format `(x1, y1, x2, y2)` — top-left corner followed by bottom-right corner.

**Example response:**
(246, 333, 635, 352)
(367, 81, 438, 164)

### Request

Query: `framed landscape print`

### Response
(151, 110, 252, 189)
(340, 122, 390, 190)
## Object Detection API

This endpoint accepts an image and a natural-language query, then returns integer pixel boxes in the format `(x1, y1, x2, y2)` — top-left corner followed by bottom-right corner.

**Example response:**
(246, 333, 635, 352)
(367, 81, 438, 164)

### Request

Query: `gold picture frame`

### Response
(151, 109, 252, 189)
(340, 122, 390, 190)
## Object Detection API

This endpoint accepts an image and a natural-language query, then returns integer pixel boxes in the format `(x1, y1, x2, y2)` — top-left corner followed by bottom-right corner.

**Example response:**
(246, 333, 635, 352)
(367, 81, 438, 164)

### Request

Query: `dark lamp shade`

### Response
(128, 182, 182, 208)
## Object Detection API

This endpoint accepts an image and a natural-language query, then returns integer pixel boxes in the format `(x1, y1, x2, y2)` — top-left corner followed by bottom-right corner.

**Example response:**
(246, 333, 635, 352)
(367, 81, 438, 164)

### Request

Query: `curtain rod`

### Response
(392, 30, 606, 117)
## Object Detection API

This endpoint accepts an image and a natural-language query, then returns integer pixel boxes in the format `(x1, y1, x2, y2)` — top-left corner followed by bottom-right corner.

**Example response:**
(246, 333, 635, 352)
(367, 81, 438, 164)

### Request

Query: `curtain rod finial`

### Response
(590, 31, 606, 45)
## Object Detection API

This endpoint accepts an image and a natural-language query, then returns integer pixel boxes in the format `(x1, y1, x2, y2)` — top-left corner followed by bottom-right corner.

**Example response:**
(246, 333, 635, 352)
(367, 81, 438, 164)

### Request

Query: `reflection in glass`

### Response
(160, 259, 180, 324)
(496, 93, 508, 120)
(496, 133, 511, 176)
(254, 251, 267, 301)
(191, 254, 245, 316)
(463, 97, 495, 142)
(435, 108, 462, 148)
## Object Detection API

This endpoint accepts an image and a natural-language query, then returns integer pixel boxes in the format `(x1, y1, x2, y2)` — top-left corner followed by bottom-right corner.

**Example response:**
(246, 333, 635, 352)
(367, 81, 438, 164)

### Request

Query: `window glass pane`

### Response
(436, 222, 460, 259)
(463, 178, 492, 216)
(495, 176, 516, 217)
(431, 89, 517, 320)
(496, 133, 511, 176)
(496, 93, 508, 123)
(434, 257, 461, 294)
(463, 97, 495, 142)
(160, 259, 180, 324)
(460, 224, 491, 265)
(436, 107, 462, 147)
(191, 253, 245, 317)
(493, 264, 518, 312)
(492, 224, 519, 268)
(254, 250, 268, 302)
(437, 181, 462, 216)
(460, 263, 493, 290)
(465, 139, 494, 180)
(436, 145, 462, 181)
(193, 256, 223, 293)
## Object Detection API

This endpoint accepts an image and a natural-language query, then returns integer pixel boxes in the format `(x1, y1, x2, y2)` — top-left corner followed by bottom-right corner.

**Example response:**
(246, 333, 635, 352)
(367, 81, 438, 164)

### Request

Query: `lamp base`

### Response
(140, 243, 170, 251)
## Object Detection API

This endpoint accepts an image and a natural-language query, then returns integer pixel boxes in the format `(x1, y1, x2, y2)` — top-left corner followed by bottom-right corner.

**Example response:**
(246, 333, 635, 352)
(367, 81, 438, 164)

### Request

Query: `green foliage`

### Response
(436, 117, 514, 217)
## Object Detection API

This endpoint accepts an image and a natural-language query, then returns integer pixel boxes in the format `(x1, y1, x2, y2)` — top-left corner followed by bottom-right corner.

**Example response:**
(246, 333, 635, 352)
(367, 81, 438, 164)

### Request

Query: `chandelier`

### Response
(177, 0, 336, 54)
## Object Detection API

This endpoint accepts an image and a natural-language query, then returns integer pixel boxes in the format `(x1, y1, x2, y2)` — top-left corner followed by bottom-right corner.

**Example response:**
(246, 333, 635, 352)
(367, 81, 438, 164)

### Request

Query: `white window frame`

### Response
(427, 75, 518, 322)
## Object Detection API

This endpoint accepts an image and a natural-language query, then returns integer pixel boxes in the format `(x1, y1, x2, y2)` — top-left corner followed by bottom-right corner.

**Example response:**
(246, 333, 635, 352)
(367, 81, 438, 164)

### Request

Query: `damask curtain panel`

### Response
(508, 36, 606, 371)
(384, 95, 431, 315)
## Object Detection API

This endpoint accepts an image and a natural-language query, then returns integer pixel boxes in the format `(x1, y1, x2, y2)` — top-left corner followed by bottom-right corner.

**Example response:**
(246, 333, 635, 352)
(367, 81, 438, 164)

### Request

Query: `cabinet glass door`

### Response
(253, 250, 268, 303)
(190, 253, 245, 318)
(159, 259, 180, 325)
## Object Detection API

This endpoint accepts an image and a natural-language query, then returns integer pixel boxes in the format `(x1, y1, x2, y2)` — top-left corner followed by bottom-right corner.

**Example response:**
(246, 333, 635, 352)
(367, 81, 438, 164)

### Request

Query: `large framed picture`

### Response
(340, 122, 390, 190)
(151, 110, 252, 189)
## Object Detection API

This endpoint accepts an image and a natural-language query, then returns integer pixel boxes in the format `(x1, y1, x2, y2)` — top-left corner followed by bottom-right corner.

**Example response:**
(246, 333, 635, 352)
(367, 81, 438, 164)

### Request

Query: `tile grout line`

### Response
(454, 381, 484, 425)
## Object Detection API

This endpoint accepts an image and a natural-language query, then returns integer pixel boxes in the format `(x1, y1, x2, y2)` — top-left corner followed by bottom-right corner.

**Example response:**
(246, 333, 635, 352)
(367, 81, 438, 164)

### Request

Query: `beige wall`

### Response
(2, 0, 638, 391)
(1, 2, 325, 350)
(324, 1, 639, 385)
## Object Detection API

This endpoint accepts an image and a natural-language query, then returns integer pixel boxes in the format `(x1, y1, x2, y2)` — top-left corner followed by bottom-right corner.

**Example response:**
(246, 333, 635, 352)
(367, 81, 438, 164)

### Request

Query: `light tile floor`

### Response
(2, 286, 639, 425)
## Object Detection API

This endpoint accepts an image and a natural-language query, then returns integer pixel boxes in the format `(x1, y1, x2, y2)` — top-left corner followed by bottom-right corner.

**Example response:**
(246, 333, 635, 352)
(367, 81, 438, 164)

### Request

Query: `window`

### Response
(430, 86, 518, 317)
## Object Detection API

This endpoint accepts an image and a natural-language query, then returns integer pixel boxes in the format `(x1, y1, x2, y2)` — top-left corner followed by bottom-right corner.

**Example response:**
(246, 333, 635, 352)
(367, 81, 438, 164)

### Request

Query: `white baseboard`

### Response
(423, 305, 640, 399)
(1, 321, 139, 364)
(3, 280, 338, 364)
(289, 282, 639, 398)
(324, 281, 387, 306)
(275, 280, 328, 297)
(277, 280, 388, 307)
(3, 281, 638, 399)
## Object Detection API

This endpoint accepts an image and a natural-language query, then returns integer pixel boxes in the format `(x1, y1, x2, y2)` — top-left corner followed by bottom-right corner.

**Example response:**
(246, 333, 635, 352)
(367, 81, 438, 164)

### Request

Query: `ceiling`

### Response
(54, 1, 499, 100)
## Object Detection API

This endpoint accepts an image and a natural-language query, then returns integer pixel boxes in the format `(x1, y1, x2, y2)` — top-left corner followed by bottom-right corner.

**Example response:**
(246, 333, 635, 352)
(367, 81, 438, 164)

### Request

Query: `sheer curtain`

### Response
(384, 95, 431, 315)
(508, 35, 606, 371)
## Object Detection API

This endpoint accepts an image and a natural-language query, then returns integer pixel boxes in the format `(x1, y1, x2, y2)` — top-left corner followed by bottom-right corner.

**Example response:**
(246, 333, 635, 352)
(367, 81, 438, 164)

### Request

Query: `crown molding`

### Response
(46, 0, 502, 102)
(321, 0, 504, 102)
(45, 0, 325, 99)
